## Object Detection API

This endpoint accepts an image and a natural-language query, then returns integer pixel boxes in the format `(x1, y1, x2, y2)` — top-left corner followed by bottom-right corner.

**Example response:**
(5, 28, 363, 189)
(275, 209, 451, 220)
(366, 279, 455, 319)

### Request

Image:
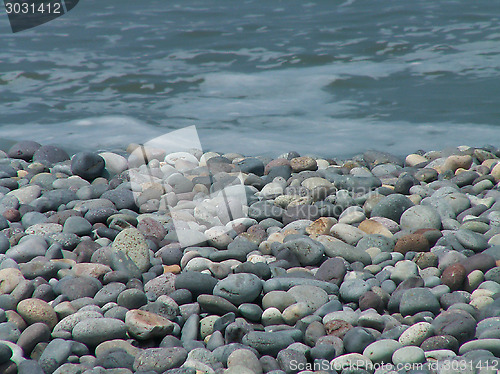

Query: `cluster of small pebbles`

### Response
(0, 140, 499, 374)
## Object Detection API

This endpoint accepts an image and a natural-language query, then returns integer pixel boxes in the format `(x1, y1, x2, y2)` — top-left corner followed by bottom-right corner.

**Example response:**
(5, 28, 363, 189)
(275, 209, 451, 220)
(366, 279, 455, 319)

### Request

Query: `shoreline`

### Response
(0, 140, 499, 373)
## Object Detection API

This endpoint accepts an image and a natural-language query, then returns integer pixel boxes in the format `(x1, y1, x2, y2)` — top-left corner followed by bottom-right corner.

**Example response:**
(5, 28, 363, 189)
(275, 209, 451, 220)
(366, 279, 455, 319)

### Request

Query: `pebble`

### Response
(370, 194, 414, 223)
(398, 322, 434, 346)
(392, 346, 426, 365)
(0, 268, 24, 294)
(112, 228, 151, 272)
(316, 236, 372, 265)
(278, 237, 324, 266)
(133, 347, 188, 372)
(125, 309, 174, 340)
(227, 349, 262, 374)
(441, 263, 467, 291)
(363, 339, 403, 363)
(72, 318, 127, 346)
(432, 309, 476, 343)
(214, 273, 263, 305)
(8, 140, 41, 161)
(340, 279, 371, 303)
(71, 152, 105, 180)
(400, 205, 442, 230)
(399, 287, 441, 316)
(242, 331, 294, 356)
(16, 298, 57, 329)
(98, 152, 128, 175)
(33, 145, 69, 164)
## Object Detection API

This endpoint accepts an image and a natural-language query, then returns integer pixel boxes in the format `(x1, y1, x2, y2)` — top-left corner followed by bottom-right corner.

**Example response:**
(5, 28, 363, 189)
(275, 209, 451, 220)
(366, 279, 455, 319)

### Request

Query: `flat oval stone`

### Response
(242, 331, 294, 356)
(33, 145, 69, 164)
(125, 309, 174, 340)
(16, 322, 51, 356)
(53, 276, 102, 300)
(396, 232, 430, 253)
(420, 335, 459, 352)
(340, 279, 371, 303)
(5, 237, 49, 263)
(400, 205, 442, 231)
(112, 228, 151, 272)
(72, 318, 127, 346)
(133, 347, 188, 372)
(363, 339, 403, 364)
(278, 237, 324, 266)
(455, 229, 489, 252)
(458, 338, 500, 356)
(263, 277, 338, 295)
(197, 295, 238, 315)
(315, 235, 372, 265)
(262, 291, 297, 312)
(330, 223, 365, 245)
(370, 194, 414, 223)
(460, 253, 496, 274)
(0, 268, 24, 294)
(392, 346, 425, 365)
(38, 339, 73, 374)
(17, 298, 58, 329)
(432, 310, 476, 343)
(175, 271, 218, 295)
(287, 285, 328, 312)
(213, 273, 262, 305)
(398, 322, 434, 346)
(52, 310, 103, 339)
(8, 140, 41, 161)
(399, 287, 440, 316)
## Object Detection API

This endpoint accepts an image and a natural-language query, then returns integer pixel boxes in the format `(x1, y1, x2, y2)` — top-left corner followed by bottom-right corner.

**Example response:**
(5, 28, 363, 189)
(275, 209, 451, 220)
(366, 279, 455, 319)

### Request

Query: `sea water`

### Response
(0, 0, 499, 157)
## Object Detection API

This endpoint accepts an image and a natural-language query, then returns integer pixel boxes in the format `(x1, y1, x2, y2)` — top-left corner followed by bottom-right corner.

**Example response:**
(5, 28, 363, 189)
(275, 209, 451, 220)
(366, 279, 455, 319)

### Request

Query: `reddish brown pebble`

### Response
(2, 208, 21, 222)
(324, 319, 353, 338)
(394, 233, 430, 254)
(441, 263, 467, 291)
(359, 291, 384, 313)
(137, 217, 167, 241)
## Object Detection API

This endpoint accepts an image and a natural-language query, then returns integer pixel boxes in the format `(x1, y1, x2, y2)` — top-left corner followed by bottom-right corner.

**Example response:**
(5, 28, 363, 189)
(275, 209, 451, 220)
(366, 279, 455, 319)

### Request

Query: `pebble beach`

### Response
(0, 140, 499, 374)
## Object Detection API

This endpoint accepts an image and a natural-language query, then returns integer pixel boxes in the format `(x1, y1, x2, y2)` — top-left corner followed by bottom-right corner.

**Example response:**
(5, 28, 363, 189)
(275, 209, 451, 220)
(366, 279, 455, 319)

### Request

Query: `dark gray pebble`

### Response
(71, 152, 105, 180)
(242, 331, 294, 357)
(175, 271, 218, 296)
